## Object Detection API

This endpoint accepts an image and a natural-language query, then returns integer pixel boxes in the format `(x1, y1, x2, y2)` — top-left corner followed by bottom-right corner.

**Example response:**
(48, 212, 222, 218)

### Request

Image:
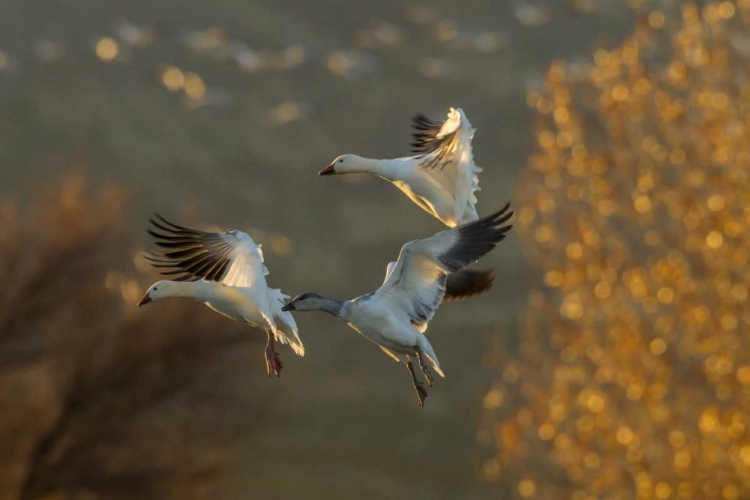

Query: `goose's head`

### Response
(281, 292, 327, 312)
(137, 280, 187, 307)
(319, 154, 367, 175)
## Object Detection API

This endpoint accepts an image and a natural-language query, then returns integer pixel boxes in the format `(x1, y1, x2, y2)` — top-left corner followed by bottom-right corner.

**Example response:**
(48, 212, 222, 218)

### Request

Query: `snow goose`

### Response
(319, 107, 481, 228)
(281, 203, 513, 406)
(137, 215, 304, 377)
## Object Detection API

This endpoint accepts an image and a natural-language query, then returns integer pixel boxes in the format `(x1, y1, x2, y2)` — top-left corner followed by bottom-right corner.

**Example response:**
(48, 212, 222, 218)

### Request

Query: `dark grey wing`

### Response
(443, 268, 495, 302)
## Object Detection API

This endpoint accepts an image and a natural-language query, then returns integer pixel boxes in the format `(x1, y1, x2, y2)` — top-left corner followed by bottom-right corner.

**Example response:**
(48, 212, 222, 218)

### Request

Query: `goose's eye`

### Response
(339, 159, 344, 163)
(153, 287, 158, 291)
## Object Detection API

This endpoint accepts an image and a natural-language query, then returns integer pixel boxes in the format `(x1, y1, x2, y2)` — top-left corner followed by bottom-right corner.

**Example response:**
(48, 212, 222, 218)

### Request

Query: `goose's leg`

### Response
(264, 331, 283, 378)
(414, 346, 434, 387)
(406, 360, 428, 406)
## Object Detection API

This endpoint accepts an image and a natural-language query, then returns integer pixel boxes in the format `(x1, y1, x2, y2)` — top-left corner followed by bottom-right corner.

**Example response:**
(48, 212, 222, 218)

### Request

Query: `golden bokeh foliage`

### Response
(482, 1, 750, 498)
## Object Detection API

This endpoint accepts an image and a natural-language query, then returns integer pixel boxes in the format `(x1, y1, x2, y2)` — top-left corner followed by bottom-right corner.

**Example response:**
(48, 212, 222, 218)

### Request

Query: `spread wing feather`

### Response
(144, 214, 268, 288)
(373, 204, 513, 330)
(410, 108, 481, 224)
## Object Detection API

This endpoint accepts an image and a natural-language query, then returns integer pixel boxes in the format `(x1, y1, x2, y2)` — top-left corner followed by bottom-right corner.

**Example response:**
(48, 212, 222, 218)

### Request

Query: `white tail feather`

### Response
(268, 288, 305, 356)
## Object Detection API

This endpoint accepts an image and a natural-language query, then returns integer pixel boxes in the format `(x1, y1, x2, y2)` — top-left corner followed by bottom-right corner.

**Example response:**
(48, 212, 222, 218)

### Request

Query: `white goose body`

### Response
(138, 215, 304, 376)
(190, 280, 268, 325)
(321, 107, 481, 228)
(193, 282, 301, 354)
(282, 205, 514, 406)
(340, 298, 440, 367)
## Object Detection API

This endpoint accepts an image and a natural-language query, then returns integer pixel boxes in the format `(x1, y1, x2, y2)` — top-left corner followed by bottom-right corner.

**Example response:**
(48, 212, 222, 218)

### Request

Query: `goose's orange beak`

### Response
(318, 162, 336, 176)
(137, 292, 153, 307)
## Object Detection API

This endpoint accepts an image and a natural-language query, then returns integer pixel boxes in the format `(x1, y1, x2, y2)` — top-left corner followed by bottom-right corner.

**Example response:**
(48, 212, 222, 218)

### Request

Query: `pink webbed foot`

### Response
(264, 332, 283, 378)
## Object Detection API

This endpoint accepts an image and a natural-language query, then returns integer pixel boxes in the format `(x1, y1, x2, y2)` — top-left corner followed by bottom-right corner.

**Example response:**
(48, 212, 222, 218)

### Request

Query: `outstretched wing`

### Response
(411, 108, 467, 169)
(410, 108, 481, 224)
(373, 204, 513, 330)
(144, 214, 268, 289)
(382, 263, 495, 302)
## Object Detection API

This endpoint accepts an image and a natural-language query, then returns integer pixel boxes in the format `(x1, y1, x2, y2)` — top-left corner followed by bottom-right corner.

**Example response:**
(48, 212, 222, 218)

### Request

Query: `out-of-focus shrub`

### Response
(0, 173, 266, 500)
(482, 2, 750, 499)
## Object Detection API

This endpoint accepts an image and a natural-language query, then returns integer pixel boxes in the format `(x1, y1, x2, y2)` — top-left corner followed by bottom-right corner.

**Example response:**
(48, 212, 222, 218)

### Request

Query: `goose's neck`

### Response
(166, 281, 204, 300)
(313, 297, 347, 318)
(344, 156, 405, 179)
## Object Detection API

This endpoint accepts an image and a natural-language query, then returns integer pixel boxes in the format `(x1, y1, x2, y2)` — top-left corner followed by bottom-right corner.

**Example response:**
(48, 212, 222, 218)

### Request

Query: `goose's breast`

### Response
(350, 303, 418, 352)
(202, 288, 268, 330)
(203, 297, 245, 322)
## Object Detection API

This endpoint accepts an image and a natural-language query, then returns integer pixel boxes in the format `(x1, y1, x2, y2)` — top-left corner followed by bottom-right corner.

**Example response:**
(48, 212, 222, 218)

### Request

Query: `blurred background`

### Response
(1, 0, 749, 498)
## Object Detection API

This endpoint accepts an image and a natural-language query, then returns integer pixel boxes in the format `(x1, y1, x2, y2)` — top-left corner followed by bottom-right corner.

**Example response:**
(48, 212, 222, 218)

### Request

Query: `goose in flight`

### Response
(137, 215, 304, 377)
(281, 203, 513, 406)
(319, 107, 482, 228)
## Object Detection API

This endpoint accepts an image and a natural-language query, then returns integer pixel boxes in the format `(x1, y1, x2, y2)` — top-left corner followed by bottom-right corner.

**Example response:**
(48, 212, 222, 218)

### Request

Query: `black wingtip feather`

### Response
(147, 229, 200, 243)
(142, 215, 234, 283)
(153, 214, 200, 234)
(438, 203, 514, 270)
(149, 218, 188, 237)
(410, 112, 450, 156)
